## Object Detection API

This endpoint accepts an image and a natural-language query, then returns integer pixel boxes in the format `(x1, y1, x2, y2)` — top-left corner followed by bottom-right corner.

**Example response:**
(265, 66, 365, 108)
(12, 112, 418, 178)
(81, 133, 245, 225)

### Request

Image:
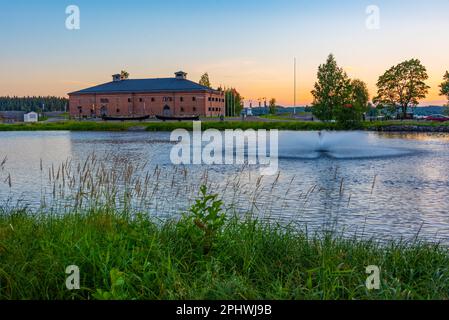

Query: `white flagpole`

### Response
(294, 57, 297, 115)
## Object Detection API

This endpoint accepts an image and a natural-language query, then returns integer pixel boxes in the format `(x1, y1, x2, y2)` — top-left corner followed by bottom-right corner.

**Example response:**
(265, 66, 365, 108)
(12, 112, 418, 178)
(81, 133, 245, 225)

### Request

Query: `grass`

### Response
(0, 120, 336, 132)
(365, 120, 449, 129)
(260, 113, 313, 120)
(0, 121, 139, 132)
(1, 119, 449, 132)
(1, 187, 449, 300)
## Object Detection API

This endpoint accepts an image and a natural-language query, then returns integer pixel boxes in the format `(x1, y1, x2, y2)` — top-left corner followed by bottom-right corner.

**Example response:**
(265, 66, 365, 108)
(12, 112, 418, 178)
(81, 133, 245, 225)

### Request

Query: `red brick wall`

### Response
(69, 91, 225, 118)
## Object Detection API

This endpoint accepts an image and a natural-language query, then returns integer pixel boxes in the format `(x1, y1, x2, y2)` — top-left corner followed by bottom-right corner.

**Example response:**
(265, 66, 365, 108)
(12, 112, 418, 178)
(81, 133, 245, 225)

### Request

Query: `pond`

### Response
(1, 130, 449, 244)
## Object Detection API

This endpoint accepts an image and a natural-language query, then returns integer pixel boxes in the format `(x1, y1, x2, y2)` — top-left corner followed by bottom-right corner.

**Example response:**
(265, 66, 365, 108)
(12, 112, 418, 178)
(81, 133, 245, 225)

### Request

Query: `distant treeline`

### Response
(0, 96, 68, 112)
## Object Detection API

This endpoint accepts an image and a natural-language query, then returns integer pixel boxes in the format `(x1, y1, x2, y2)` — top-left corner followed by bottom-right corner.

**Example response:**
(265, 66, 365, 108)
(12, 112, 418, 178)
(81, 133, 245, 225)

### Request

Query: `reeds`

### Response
(1, 153, 449, 300)
(0, 203, 448, 300)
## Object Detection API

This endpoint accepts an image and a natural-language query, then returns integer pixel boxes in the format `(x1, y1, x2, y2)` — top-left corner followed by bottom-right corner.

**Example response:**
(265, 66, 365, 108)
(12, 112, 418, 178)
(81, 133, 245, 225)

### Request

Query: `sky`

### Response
(0, 0, 448, 106)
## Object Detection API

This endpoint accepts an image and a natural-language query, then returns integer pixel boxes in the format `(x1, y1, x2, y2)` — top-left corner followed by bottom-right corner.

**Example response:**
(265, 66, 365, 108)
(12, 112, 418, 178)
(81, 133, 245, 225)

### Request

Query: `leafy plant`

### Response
(185, 185, 225, 254)
(93, 269, 127, 300)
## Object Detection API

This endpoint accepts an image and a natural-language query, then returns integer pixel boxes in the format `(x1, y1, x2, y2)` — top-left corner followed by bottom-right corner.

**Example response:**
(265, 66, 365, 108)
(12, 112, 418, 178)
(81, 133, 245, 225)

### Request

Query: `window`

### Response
(192, 97, 196, 101)
(100, 98, 109, 103)
(180, 107, 184, 112)
(180, 97, 184, 102)
(193, 107, 196, 112)
(128, 98, 132, 103)
(208, 97, 211, 102)
(116, 109, 120, 113)
(139, 98, 143, 102)
(151, 98, 155, 102)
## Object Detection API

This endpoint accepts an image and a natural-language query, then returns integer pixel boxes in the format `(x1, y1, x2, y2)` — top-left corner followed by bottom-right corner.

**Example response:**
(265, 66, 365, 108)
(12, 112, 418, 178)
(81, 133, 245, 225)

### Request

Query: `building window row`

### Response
(180, 107, 197, 112)
(208, 107, 222, 112)
(208, 97, 224, 102)
(97, 97, 200, 104)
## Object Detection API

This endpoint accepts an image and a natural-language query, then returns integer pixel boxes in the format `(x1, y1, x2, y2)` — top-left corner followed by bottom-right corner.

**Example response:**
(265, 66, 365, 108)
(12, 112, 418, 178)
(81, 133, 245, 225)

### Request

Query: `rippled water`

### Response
(1, 130, 449, 244)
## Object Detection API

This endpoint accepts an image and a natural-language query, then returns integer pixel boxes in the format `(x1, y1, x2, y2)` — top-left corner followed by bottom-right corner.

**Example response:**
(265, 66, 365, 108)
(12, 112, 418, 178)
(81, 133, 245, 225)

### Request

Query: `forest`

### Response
(0, 96, 68, 112)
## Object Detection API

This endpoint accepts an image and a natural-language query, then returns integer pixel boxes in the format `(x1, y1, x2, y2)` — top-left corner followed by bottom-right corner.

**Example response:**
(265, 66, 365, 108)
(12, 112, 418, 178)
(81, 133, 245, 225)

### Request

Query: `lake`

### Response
(1, 130, 449, 244)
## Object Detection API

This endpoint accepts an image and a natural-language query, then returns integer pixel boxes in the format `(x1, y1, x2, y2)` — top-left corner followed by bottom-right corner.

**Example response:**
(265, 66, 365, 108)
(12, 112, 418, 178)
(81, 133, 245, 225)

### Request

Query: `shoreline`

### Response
(1, 120, 449, 132)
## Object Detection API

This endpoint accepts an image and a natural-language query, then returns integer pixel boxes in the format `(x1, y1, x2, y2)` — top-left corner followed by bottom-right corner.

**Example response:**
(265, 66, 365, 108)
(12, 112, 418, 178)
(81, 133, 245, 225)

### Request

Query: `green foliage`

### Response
(311, 55, 370, 128)
(0, 120, 339, 132)
(373, 59, 430, 118)
(93, 269, 127, 300)
(0, 96, 68, 112)
(334, 79, 370, 129)
(351, 79, 370, 109)
(199, 73, 211, 88)
(1, 206, 449, 300)
(334, 105, 362, 129)
(120, 70, 130, 80)
(225, 88, 244, 117)
(183, 185, 225, 255)
(2, 119, 449, 133)
(440, 71, 449, 104)
(269, 98, 277, 115)
(311, 54, 352, 121)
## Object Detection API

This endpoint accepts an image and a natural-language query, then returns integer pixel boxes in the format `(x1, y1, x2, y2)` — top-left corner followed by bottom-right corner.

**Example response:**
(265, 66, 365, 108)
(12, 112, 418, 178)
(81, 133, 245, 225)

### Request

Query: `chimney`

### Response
(175, 71, 187, 80)
(112, 74, 121, 82)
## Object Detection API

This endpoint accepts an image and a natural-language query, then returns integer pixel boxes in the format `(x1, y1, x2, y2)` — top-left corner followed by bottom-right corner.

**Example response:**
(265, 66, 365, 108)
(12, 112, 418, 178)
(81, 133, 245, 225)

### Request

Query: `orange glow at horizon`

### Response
(3, 51, 448, 108)
(0, 66, 447, 107)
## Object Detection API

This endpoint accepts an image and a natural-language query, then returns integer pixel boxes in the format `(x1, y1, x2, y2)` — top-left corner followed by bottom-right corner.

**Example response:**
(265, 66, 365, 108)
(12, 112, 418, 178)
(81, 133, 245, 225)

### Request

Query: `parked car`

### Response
(425, 114, 449, 122)
(413, 115, 428, 120)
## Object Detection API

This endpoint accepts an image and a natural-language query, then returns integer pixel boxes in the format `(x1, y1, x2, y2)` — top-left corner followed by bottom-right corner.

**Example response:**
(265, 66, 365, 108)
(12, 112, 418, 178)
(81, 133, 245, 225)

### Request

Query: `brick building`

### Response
(68, 71, 225, 118)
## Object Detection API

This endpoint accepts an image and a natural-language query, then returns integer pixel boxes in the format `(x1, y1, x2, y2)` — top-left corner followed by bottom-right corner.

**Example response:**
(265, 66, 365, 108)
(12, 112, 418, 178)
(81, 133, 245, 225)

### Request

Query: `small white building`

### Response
(24, 112, 39, 123)
(241, 108, 253, 116)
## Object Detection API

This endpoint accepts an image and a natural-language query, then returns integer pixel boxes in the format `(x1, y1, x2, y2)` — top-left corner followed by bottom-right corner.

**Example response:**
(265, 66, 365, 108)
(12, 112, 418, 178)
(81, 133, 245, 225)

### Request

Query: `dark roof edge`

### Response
(68, 88, 222, 95)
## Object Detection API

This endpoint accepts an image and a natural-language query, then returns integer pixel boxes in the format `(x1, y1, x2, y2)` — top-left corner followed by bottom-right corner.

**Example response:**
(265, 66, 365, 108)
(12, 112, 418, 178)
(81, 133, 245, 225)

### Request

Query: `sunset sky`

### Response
(0, 0, 448, 106)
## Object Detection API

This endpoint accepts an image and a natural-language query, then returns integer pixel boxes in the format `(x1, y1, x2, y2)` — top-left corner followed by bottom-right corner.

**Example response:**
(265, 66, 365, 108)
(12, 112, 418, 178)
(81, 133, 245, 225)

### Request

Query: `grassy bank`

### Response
(1, 119, 449, 132)
(1, 187, 448, 300)
(0, 121, 139, 132)
(0, 120, 336, 132)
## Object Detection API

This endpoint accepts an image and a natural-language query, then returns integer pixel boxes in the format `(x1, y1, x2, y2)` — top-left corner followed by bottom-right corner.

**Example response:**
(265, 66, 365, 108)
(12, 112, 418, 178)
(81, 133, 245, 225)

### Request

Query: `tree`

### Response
(350, 79, 369, 109)
(269, 98, 277, 114)
(225, 88, 243, 116)
(440, 71, 449, 103)
(334, 80, 370, 128)
(0, 96, 68, 112)
(199, 73, 211, 88)
(440, 71, 449, 115)
(120, 70, 129, 80)
(373, 59, 429, 119)
(311, 54, 352, 121)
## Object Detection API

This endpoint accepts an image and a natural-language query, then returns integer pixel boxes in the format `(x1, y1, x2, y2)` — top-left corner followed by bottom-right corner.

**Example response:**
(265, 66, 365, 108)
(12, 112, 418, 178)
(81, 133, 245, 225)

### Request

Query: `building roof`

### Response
(69, 78, 218, 95)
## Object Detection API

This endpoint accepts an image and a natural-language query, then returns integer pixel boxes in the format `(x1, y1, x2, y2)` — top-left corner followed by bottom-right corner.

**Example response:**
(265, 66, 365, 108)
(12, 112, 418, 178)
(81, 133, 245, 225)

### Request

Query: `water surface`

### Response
(1, 130, 449, 244)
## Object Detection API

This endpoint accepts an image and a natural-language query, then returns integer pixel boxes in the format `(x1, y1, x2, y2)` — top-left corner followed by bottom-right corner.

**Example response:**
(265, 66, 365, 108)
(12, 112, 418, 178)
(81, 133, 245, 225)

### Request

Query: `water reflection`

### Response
(1, 130, 449, 244)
